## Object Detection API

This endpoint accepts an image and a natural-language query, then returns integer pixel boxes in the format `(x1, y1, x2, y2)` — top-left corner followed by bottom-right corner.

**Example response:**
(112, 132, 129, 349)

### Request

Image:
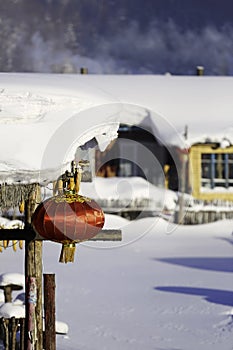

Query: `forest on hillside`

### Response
(0, 0, 233, 74)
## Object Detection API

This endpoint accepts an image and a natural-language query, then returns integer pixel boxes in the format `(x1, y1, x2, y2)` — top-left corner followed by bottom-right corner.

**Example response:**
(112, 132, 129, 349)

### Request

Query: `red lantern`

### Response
(32, 193, 105, 263)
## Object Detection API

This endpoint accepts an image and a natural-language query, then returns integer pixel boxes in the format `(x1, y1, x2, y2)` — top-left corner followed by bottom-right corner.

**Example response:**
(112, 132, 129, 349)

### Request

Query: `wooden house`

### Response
(189, 143, 233, 201)
(0, 73, 233, 213)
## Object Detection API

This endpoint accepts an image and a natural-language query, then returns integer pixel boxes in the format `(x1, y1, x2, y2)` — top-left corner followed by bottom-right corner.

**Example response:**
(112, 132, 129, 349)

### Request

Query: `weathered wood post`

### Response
(43, 274, 56, 350)
(11, 317, 17, 350)
(20, 318, 25, 350)
(2, 318, 9, 350)
(24, 186, 43, 350)
(177, 146, 189, 224)
(3, 286, 12, 303)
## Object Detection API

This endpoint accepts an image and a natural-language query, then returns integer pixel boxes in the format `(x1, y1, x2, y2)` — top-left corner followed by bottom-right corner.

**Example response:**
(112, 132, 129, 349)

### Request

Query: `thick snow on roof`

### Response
(0, 73, 119, 184)
(0, 73, 232, 183)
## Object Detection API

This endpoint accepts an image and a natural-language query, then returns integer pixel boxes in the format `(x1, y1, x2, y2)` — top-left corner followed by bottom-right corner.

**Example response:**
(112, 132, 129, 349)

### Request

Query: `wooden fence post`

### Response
(24, 186, 43, 350)
(43, 274, 56, 350)
(20, 318, 25, 350)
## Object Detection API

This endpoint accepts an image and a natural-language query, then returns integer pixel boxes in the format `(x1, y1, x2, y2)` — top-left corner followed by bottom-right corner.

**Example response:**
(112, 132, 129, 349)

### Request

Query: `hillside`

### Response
(0, 0, 232, 74)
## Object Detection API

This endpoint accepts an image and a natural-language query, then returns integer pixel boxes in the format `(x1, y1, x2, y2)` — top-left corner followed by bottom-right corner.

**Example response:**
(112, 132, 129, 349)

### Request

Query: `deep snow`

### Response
(0, 215, 232, 350)
(1, 74, 233, 184)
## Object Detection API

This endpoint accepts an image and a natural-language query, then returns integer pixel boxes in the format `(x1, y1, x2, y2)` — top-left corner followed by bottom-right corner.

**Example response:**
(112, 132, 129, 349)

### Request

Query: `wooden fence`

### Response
(181, 208, 233, 225)
(0, 317, 25, 350)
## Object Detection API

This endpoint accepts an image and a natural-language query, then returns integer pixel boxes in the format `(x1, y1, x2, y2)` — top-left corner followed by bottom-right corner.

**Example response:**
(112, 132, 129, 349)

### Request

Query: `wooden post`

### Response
(2, 318, 9, 350)
(3, 286, 12, 303)
(43, 274, 56, 350)
(11, 317, 17, 350)
(24, 186, 43, 350)
(20, 318, 25, 350)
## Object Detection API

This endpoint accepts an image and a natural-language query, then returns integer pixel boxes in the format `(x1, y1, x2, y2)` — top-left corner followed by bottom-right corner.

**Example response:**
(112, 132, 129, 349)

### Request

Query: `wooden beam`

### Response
(0, 228, 35, 240)
(90, 230, 122, 241)
(0, 229, 122, 241)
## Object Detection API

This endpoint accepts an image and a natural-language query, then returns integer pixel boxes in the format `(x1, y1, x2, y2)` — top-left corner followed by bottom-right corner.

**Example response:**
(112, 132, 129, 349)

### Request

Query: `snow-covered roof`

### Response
(0, 73, 232, 184)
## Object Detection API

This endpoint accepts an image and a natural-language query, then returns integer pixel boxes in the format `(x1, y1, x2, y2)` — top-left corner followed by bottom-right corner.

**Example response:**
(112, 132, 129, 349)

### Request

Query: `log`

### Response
(19, 318, 25, 350)
(43, 274, 56, 350)
(3, 286, 12, 303)
(24, 187, 43, 350)
(10, 317, 17, 350)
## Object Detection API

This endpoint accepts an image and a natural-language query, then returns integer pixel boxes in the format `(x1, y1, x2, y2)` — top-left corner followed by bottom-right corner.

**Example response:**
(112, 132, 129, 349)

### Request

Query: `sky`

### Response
(0, 0, 233, 75)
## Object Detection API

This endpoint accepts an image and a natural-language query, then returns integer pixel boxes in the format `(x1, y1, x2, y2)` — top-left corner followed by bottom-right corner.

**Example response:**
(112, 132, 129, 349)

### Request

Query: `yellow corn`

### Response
(19, 201, 25, 213)
(12, 240, 17, 252)
(3, 240, 9, 249)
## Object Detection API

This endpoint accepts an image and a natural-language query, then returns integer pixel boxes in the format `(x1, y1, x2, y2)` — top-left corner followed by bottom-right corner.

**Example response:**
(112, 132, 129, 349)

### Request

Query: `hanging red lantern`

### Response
(32, 193, 105, 263)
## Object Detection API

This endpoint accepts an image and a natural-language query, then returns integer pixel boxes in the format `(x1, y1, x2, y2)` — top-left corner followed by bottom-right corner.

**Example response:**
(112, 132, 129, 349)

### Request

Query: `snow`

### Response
(0, 290, 4, 303)
(0, 73, 233, 184)
(51, 321, 69, 335)
(0, 303, 25, 318)
(0, 303, 68, 335)
(80, 176, 178, 211)
(13, 292, 25, 305)
(103, 214, 129, 229)
(0, 272, 24, 289)
(0, 216, 232, 350)
(0, 217, 24, 229)
(0, 73, 120, 184)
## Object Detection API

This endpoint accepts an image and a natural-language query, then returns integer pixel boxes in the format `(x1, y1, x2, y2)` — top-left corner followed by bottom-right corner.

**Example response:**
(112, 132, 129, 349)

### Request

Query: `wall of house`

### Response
(95, 124, 180, 190)
(189, 144, 233, 201)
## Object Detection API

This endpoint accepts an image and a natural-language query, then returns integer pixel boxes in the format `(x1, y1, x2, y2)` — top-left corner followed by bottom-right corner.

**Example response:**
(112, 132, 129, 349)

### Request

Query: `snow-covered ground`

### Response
(80, 176, 178, 212)
(0, 215, 232, 350)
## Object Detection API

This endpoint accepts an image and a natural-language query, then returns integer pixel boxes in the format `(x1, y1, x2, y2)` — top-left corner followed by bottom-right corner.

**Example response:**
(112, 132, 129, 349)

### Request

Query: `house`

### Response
(189, 142, 233, 201)
(0, 73, 233, 217)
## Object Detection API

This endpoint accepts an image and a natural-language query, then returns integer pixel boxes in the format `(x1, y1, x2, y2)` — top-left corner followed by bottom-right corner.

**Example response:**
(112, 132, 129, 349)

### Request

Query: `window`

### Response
(201, 153, 233, 189)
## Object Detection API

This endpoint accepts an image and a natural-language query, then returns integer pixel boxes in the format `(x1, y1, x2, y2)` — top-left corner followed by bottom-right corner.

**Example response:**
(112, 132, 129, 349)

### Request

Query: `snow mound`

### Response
(0, 273, 24, 289)
(42, 319, 69, 334)
(55, 321, 69, 335)
(80, 176, 177, 211)
(103, 214, 129, 229)
(0, 303, 25, 318)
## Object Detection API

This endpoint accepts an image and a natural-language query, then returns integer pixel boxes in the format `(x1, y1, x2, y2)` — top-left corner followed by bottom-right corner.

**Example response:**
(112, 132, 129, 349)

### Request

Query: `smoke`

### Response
(88, 20, 233, 75)
(5, 19, 233, 75)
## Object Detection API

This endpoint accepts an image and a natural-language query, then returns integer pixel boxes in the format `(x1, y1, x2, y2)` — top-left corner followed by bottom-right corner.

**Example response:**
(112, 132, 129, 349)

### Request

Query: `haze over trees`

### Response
(0, 0, 233, 74)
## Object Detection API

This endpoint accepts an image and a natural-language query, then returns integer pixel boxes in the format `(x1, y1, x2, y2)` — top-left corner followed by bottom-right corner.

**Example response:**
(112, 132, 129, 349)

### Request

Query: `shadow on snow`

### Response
(153, 257, 233, 273)
(154, 286, 233, 307)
